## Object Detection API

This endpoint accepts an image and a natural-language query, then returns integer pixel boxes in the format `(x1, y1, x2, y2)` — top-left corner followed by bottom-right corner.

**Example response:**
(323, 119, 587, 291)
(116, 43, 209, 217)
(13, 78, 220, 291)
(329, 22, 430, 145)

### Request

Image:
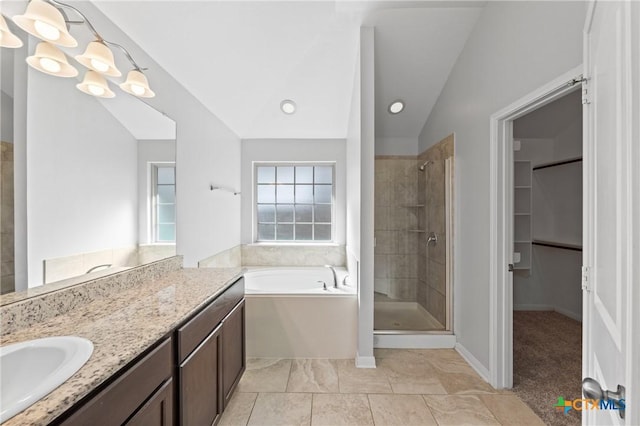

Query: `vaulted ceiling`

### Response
(94, 1, 484, 141)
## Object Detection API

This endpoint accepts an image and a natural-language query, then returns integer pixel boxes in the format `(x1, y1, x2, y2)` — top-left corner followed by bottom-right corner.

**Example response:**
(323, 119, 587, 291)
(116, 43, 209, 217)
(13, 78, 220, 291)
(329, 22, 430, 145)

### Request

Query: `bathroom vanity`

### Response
(0, 263, 245, 426)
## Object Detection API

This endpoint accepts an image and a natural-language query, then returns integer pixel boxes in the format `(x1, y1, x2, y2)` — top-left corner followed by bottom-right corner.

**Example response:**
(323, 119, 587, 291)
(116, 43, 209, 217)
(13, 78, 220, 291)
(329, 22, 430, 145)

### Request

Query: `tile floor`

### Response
(220, 349, 545, 426)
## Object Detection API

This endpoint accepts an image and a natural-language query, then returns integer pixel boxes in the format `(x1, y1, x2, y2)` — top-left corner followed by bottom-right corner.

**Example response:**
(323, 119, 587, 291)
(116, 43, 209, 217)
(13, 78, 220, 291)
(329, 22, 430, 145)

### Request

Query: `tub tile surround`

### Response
(200, 244, 346, 268)
(43, 244, 176, 284)
(0, 264, 244, 425)
(221, 349, 544, 426)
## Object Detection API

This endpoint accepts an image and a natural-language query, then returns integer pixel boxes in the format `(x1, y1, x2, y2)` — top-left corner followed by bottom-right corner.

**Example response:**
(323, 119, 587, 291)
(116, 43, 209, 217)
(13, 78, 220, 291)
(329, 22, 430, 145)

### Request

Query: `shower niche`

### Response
(374, 135, 454, 333)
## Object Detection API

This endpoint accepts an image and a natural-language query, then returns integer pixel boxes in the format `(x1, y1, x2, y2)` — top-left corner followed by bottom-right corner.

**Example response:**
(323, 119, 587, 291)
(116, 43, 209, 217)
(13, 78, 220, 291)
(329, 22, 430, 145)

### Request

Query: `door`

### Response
(582, 0, 638, 424)
(222, 300, 246, 408)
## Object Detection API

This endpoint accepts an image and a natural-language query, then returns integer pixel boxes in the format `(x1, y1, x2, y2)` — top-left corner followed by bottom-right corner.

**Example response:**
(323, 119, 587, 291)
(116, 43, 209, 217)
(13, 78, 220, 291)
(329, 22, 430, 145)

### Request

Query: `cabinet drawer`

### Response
(126, 378, 173, 426)
(61, 338, 173, 426)
(177, 277, 244, 362)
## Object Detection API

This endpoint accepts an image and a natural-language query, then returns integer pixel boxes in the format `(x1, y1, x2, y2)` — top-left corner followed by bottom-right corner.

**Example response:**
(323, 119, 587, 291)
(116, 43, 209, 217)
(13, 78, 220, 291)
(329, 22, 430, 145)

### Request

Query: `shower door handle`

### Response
(508, 264, 514, 272)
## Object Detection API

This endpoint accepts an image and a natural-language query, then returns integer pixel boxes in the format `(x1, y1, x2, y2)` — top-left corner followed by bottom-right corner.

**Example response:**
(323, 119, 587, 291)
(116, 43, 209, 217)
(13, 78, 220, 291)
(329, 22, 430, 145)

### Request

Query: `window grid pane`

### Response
(256, 165, 333, 242)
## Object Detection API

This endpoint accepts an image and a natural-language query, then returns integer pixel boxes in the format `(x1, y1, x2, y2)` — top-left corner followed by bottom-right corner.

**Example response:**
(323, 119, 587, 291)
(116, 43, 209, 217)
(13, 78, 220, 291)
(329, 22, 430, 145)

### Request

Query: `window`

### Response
(153, 164, 176, 243)
(256, 164, 334, 242)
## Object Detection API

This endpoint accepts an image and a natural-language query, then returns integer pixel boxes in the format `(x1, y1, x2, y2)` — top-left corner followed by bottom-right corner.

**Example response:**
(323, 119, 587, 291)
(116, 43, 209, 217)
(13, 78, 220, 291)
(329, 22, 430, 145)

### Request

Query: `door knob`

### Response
(582, 377, 625, 419)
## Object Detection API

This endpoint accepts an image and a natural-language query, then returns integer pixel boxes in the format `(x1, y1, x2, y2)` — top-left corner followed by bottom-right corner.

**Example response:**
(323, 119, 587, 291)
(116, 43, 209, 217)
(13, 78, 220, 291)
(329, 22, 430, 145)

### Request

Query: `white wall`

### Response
(375, 137, 418, 156)
(26, 67, 138, 288)
(356, 26, 376, 367)
(418, 1, 586, 369)
(240, 139, 346, 245)
(137, 140, 176, 244)
(346, 38, 362, 292)
(82, 4, 242, 267)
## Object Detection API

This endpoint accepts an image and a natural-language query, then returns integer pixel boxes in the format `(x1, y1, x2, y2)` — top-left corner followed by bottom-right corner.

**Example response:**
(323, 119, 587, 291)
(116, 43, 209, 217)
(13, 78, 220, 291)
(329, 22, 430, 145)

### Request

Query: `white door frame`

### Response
(488, 65, 583, 389)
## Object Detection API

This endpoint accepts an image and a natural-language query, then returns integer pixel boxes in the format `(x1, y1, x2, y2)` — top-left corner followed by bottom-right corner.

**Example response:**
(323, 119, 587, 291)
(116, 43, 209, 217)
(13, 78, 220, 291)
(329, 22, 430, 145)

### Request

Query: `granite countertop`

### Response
(0, 267, 243, 426)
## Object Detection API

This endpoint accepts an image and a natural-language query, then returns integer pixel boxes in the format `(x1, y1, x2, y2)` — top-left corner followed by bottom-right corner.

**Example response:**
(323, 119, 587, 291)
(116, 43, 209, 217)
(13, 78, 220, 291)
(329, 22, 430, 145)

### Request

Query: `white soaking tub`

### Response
(243, 267, 357, 358)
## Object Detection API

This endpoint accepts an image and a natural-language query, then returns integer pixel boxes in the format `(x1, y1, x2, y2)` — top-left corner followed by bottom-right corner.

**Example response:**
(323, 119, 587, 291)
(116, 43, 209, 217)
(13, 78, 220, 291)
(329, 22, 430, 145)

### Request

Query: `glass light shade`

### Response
(119, 70, 155, 98)
(0, 14, 23, 48)
(12, 0, 77, 47)
(76, 70, 115, 98)
(26, 41, 78, 77)
(75, 41, 121, 77)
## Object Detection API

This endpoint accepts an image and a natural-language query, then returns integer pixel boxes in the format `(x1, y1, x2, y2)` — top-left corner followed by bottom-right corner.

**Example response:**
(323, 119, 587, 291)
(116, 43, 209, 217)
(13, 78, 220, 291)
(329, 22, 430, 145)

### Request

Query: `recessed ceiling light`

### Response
(388, 100, 405, 114)
(280, 99, 296, 115)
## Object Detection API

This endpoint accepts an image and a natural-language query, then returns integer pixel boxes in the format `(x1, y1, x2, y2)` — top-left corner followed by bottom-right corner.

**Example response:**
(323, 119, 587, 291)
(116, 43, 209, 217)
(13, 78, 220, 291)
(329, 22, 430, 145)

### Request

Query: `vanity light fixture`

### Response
(75, 41, 121, 77)
(12, 0, 77, 47)
(388, 100, 405, 114)
(26, 41, 78, 77)
(0, 15, 23, 48)
(280, 99, 296, 115)
(76, 70, 115, 98)
(5, 0, 155, 98)
(119, 69, 155, 98)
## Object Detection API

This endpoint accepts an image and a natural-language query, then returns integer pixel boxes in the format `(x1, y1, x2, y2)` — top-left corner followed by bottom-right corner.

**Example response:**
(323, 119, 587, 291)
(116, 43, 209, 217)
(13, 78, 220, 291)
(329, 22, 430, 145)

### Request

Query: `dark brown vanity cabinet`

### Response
(56, 277, 245, 426)
(221, 299, 246, 408)
(60, 338, 173, 426)
(176, 277, 245, 426)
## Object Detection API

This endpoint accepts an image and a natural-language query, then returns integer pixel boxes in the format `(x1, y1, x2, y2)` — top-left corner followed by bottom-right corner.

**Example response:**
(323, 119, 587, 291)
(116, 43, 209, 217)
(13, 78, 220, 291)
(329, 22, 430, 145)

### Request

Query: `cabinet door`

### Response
(222, 300, 246, 408)
(126, 378, 173, 426)
(179, 324, 222, 426)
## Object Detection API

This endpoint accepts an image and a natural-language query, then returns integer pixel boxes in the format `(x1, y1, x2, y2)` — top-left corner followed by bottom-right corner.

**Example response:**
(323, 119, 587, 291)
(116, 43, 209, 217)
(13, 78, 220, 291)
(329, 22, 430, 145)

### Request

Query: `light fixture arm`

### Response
(46, 0, 147, 72)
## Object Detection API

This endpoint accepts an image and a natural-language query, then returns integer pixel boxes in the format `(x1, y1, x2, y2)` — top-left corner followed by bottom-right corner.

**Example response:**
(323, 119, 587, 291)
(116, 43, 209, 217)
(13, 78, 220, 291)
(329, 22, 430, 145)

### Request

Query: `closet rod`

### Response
(532, 240, 582, 252)
(532, 157, 582, 171)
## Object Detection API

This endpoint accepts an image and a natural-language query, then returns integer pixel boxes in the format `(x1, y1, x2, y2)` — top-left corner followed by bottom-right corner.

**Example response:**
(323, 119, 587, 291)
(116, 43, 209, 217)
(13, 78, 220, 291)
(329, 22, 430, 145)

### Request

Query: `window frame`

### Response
(151, 162, 176, 244)
(253, 162, 336, 244)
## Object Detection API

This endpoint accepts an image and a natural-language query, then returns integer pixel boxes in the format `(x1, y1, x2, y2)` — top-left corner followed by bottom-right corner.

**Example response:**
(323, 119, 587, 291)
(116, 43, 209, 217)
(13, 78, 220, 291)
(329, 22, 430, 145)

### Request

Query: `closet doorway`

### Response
(510, 89, 583, 425)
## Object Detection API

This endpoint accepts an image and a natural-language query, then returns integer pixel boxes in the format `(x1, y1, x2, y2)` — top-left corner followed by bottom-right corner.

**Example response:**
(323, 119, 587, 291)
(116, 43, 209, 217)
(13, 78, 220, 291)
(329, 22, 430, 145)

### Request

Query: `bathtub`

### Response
(244, 267, 357, 358)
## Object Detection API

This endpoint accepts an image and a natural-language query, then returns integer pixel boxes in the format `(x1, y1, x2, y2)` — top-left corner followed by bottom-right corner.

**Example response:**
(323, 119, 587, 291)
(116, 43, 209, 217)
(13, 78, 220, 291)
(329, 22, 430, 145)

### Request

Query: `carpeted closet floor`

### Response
(513, 311, 582, 426)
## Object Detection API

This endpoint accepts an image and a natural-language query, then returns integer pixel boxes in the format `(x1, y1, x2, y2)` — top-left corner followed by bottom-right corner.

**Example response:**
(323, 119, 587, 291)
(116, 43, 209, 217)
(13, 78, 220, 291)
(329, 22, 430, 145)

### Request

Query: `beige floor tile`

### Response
(423, 349, 479, 375)
(423, 395, 500, 426)
(377, 355, 447, 394)
(248, 393, 312, 426)
(336, 359, 393, 393)
(311, 393, 374, 426)
(237, 358, 292, 393)
(436, 371, 498, 394)
(219, 392, 257, 426)
(479, 394, 546, 425)
(287, 359, 339, 393)
(368, 394, 437, 426)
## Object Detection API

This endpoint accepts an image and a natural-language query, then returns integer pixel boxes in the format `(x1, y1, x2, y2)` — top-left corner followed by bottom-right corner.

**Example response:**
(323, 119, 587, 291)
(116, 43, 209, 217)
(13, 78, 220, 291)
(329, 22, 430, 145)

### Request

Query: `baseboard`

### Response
(514, 304, 582, 322)
(374, 333, 456, 349)
(553, 306, 582, 322)
(455, 342, 491, 383)
(513, 304, 553, 311)
(355, 354, 376, 369)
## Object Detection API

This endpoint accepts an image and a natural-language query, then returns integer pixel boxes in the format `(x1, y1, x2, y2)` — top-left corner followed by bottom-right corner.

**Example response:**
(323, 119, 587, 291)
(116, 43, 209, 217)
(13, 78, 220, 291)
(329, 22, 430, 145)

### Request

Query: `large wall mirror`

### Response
(0, 8, 176, 300)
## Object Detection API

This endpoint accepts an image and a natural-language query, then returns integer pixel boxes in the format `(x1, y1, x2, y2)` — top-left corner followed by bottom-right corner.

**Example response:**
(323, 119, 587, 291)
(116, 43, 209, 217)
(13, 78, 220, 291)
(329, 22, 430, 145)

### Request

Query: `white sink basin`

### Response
(0, 336, 93, 423)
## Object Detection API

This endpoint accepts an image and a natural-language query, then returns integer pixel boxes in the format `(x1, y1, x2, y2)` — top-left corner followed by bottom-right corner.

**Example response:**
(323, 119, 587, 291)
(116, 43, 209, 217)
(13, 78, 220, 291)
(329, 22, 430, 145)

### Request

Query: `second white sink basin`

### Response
(0, 336, 93, 423)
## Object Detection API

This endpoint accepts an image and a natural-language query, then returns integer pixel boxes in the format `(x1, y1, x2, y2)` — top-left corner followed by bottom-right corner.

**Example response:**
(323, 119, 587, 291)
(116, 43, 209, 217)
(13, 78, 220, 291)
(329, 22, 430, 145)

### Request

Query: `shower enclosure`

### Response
(373, 135, 453, 333)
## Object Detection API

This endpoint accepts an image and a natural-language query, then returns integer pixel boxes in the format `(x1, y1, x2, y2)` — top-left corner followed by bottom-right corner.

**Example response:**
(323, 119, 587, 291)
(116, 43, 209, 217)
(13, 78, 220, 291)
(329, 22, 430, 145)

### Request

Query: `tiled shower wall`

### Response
(374, 157, 420, 301)
(1, 142, 14, 294)
(417, 134, 454, 326)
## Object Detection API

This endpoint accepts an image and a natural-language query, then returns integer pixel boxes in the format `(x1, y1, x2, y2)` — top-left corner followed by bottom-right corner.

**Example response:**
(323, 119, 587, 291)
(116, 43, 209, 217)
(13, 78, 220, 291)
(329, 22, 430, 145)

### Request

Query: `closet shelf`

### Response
(515, 186, 531, 189)
(533, 157, 582, 171)
(401, 204, 425, 208)
(406, 229, 426, 233)
(532, 239, 582, 252)
(514, 213, 531, 216)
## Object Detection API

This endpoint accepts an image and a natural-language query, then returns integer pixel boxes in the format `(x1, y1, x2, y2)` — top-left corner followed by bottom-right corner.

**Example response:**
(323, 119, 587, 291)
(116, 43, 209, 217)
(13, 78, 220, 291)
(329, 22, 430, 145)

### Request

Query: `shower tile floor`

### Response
(374, 298, 444, 331)
(221, 349, 544, 426)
